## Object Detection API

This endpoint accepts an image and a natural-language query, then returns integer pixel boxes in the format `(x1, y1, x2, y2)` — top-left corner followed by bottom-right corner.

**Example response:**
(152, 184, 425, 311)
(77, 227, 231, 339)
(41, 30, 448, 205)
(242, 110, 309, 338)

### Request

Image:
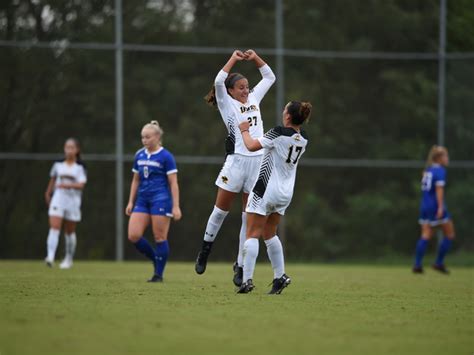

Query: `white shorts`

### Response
(215, 154, 262, 194)
(245, 191, 290, 216)
(48, 194, 82, 222)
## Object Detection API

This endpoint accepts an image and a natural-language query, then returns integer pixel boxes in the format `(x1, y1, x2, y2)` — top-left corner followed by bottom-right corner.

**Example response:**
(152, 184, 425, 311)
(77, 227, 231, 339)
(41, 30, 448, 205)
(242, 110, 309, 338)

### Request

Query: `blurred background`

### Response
(0, 0, 473, 263)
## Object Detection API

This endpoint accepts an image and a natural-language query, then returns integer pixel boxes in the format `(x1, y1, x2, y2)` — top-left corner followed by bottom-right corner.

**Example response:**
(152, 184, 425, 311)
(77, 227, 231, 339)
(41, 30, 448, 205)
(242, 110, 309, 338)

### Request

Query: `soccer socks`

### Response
(46, 228, 60, 261)
(203, 206, 229, 242)
(243, 238, 259, 282)
(265, 236, 285, 279)
(155, 240, 170, 277)
(414, 238, 428, 268)
(64, 232, 77, 261)
(134, 237, 157, 264)
(435, 237, 453, 266)
(236, 212, 247, 267)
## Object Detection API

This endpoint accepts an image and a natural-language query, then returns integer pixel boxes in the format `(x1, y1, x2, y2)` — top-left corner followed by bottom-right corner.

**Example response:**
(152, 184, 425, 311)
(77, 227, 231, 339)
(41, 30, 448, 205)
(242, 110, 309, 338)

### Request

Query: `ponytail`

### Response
(287, 101, 312, 125)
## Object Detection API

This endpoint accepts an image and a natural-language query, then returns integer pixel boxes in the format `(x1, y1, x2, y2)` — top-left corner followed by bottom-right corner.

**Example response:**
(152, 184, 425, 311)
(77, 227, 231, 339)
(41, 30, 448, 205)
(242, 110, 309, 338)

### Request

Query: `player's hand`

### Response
(436, 207, 444, 219)
(231, 50, 245, 61)
(172, 206, 182, 221)
(244, 49, 257, 61)
(125, 202, 133, 216)
(239, 120, 250, 132)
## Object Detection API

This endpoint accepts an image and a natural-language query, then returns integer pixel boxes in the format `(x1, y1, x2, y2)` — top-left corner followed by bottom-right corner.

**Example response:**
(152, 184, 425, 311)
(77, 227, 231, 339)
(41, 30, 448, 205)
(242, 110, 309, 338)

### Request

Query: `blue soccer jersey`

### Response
(132, 147, 178, 201)
(419, 164, 450, 225)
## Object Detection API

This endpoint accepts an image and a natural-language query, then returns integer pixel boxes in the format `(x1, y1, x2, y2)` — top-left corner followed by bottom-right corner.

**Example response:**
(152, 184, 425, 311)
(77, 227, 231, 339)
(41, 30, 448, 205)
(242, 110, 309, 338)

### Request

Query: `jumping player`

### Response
(44, 138, 87, 269)
(413, 145, 455, 274)
(126, 121, 182, 282)
(237, 101, 312, 294)
(195, 49, 275, 286)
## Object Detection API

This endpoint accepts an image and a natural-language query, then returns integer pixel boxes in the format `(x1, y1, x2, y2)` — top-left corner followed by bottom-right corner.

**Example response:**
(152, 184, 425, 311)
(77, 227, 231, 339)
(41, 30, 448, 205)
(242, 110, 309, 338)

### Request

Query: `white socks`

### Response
(243, 238, 259, 282)
(65, 232, 77, 261)
(265, 236, 285, 279)
(46, 228, 60, 261)
(236, 212, 247, 267)
(203, 206, 229, 242)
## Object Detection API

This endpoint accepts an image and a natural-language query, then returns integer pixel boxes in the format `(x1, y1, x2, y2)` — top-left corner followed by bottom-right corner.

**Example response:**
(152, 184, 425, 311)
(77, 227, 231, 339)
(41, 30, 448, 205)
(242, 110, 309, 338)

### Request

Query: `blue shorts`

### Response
(418, 207, 451, 226)
(133, 195, 173, 217)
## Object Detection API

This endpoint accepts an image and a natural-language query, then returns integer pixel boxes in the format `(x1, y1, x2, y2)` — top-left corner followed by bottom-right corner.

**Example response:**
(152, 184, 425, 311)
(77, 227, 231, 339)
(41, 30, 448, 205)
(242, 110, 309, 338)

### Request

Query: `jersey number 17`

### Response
(286, 145, 303, 164)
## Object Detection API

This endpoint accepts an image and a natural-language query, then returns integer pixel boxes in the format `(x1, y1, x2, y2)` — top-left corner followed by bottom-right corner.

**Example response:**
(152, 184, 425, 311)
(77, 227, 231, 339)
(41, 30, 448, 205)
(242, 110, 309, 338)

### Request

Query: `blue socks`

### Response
(414, 238, 428, 268)
(435, 237, 452, 266)
(155, 240, 170, 277)
(134, 237, 157, 266)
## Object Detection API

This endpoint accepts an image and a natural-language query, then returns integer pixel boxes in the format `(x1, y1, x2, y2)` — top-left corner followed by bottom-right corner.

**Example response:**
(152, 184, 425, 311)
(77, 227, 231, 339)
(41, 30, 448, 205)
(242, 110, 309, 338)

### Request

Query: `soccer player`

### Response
(44, 138, 87, 269)
(126, 121, 182, 282)
(413, 145, 455, 274)
(195, 49, 275, 286)
(237, 101, 312, 294)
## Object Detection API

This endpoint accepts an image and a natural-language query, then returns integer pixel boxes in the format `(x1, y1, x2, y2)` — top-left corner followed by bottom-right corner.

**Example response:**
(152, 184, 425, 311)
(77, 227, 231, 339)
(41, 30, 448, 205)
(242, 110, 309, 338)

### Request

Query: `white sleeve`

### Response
(251, 64, 276, 103)
(77, 166, 87, 184)
(49, 163, 58, 177)
(257, 128, 280, 150)
(214, 70, 231, 112)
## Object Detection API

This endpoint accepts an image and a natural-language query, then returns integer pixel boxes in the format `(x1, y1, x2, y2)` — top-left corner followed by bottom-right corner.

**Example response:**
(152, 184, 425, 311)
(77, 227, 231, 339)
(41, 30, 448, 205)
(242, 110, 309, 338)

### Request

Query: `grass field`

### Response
(0, 261, 472, 355)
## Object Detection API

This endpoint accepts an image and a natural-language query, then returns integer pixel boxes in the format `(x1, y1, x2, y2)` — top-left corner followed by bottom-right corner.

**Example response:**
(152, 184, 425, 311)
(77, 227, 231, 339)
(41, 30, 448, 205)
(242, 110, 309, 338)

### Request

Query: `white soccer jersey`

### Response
(49, 160, 87, 202)
(247, 126, 308, 215)
(214, 64, 275, 157)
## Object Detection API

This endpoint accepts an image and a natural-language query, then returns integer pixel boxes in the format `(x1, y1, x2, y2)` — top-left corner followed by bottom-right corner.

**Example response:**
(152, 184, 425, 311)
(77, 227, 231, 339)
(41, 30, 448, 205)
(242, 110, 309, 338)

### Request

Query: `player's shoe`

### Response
(237, 279, 255, 294)
(195, 241, 213, 275)
(45, 257, 54, 268)
(412, 266, 424, 274)
(148, 274, 163, 282)
(232, 262, 243, 287)
(268, 274, 291, 294)
(432, 264, 450, 274)
(59, 259, 73, 269)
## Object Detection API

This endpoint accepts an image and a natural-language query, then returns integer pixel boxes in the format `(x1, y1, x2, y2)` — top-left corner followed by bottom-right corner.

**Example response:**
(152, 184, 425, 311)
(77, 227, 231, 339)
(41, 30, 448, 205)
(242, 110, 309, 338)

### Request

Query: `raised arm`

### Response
(238, 120, 263, 152)
(244, 49, 276, 103)
(214, 50, 246, 109)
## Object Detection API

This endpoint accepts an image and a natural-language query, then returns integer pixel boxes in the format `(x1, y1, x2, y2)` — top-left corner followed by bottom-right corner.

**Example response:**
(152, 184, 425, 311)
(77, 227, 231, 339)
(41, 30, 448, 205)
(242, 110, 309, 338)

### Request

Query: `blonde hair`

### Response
(142, 120, 164, 144)
(425, 145, 448, 168)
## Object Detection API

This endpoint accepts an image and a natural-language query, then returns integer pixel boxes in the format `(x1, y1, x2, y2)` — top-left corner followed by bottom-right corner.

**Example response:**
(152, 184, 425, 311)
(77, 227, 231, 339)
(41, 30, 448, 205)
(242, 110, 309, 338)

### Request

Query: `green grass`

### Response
(0, 261, 472, 355)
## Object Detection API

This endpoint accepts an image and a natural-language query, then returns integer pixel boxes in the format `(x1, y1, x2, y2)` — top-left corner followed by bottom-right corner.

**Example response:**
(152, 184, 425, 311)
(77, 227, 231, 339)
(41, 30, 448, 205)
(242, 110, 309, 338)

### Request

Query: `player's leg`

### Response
(238, 212, 267, 293)
(128, 212, 157, 279)
(150, 215, 171, 282)
(413, 223, 433, 273)
(195, 187, 236, 274)
(60, 220, 77, 269)
(433, 220, 455, 273)
(45, 216, 63, 266)
(233, 193, 249, 286)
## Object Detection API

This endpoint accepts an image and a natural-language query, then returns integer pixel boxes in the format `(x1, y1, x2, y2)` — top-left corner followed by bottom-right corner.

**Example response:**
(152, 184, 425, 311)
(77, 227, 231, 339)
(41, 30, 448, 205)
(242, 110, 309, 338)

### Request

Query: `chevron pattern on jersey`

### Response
(264, 128, 281, 140)
(252, 151, 274, 198)
(225, 120, 236, 154)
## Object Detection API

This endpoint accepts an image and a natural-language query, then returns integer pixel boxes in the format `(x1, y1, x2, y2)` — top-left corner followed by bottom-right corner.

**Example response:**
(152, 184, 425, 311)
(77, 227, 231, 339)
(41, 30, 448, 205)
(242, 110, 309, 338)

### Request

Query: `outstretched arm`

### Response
(239, 120, 263, 152)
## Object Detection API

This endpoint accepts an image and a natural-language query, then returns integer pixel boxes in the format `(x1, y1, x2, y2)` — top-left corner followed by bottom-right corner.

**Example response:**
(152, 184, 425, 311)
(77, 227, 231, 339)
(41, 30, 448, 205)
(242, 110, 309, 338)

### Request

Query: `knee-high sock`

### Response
(265, 236, 285, 279)
(243, 238, 259, 282)
(46, 229, 60, 261)
(203, 206, 229, 242)
(155, 240, 170, 277)
(133, 238, 157, 266)
(435, 237, 452, 266)
(65, 232, 77, 261)
(414, 238, 428, 267)
(236, 212, 247, 267)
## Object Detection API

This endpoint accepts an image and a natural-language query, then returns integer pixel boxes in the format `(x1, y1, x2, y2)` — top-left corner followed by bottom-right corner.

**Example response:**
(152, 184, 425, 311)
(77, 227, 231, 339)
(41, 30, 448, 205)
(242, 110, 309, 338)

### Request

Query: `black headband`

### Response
(226, 74, 245, 88)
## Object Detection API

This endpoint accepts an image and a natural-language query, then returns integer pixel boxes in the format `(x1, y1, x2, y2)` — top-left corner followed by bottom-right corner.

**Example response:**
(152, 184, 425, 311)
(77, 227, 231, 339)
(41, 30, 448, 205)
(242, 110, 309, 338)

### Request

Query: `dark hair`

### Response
(286, 101, 312, 125)
(65, 137, 82, 162)
(204, 72, 247, 108)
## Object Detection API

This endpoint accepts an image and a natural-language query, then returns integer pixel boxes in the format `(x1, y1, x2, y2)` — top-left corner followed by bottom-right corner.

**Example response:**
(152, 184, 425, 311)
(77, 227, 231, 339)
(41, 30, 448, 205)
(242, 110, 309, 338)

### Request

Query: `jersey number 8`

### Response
(144, 166, 149, 179)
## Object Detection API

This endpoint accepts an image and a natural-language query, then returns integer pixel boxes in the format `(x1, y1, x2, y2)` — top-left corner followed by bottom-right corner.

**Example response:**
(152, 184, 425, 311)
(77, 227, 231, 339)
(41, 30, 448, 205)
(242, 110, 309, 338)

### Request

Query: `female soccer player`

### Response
(44, 138, 87, 269)
(126, 121, 182, 282)
(237, 101, 312, 294)
(413, 145, 455, 274)
(195, 49, 275, 286)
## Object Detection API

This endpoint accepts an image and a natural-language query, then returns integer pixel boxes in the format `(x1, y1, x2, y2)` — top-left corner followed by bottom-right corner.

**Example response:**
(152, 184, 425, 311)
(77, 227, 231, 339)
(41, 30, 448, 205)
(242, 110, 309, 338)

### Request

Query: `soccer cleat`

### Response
(195, 241, 213, 275)
(59, 259, 73, 269)
(237, 279, 255, 294)
(432, 264, 450, 274)
(147, 274, 163, 283)
(45, 257, 53, 268)
(412, 266, 424, 274)
(268, 274, 291, 294)
(232, 262, 243, 287)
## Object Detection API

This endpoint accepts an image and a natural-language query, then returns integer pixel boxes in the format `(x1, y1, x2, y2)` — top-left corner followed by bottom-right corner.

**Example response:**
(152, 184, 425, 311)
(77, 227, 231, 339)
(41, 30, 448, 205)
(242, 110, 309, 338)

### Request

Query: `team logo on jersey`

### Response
(240, 104, 259, 113)
(294, 135, 301, 141)
(221, 176, 229, 184)
(137, 160, 161, 167)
